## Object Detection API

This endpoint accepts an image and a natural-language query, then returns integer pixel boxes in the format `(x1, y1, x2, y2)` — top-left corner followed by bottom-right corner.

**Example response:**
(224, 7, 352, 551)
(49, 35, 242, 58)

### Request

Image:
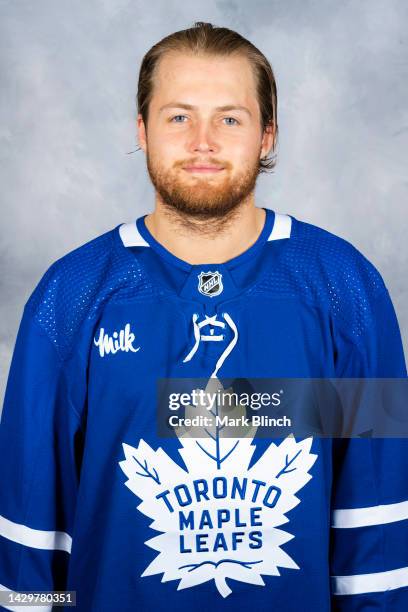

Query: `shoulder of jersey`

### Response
(23, 224, 155, 358)
(260, 214, 389, 343)
(291, 216, 386, 293)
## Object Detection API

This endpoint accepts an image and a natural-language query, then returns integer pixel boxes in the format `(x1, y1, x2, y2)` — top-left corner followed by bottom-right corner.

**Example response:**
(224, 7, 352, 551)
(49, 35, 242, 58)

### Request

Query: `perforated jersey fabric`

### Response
(0, 207, 407, 612)
(25, 229, 165, 360)
(249, 218, 387, 343)
(26, 214, 389, 363)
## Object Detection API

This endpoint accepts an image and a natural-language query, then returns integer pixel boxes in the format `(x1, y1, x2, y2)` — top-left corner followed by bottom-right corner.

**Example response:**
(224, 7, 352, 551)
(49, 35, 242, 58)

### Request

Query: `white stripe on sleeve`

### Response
(0, 514, 72, 553)
(332, 500, 408, 528)
(332, 566, 408, 595)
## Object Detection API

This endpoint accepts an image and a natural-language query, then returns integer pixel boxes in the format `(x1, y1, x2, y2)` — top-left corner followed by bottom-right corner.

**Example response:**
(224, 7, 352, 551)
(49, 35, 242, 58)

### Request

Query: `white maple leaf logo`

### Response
(118, 377, 318, 598)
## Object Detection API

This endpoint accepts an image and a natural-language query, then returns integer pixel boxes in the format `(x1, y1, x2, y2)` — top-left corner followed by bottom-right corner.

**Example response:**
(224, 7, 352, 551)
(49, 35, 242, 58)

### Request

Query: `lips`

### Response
(183, 165, 224, 173)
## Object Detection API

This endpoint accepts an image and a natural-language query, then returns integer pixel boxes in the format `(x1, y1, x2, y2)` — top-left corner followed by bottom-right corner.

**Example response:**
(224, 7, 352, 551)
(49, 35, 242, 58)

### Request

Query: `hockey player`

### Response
(1, 21, 407, 612)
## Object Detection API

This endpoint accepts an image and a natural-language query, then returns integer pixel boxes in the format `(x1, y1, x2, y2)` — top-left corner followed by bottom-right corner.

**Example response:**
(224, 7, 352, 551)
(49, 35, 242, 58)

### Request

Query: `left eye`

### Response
(224, 117, 239, 125)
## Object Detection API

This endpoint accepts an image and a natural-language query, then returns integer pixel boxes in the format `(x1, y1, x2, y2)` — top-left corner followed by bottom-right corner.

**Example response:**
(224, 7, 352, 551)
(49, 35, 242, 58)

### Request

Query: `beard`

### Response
(145, 149, 261, 221)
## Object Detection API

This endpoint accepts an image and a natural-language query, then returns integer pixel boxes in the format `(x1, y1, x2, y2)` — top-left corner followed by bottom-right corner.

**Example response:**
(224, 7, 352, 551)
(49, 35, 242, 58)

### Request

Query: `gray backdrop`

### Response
(1, 0, 407, 405)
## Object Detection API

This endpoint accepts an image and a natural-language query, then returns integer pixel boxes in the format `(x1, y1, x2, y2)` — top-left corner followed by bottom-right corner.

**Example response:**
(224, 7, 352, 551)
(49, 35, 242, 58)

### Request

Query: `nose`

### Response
(187, 119, 219, 154)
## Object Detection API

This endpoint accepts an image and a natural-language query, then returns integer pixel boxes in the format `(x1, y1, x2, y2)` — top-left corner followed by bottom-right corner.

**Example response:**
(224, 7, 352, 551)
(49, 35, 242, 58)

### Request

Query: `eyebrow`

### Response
(159, 102, 252, 117)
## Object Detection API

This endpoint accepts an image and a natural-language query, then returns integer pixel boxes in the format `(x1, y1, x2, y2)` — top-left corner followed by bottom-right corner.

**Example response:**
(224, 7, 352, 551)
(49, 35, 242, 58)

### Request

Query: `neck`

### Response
(144, 197, 266, 265)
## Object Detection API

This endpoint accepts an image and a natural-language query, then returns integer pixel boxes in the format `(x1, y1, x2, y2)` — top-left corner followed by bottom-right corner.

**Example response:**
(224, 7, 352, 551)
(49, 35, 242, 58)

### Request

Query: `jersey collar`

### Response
(120, 207, 287, 271)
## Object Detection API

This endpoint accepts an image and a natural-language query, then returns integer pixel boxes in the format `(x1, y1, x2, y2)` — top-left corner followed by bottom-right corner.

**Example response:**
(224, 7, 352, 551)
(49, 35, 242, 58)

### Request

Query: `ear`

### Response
(260, 122, 276, 159)
(137, 113, 147, 153)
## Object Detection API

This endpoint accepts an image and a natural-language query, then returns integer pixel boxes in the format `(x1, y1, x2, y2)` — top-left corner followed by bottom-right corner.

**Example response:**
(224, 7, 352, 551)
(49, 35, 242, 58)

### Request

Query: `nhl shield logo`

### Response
(197, 271, 223, 297)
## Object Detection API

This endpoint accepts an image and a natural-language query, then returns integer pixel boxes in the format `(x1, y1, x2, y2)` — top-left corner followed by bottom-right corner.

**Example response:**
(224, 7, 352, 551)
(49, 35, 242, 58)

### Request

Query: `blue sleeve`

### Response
(0, 303, 84, 602)
(331, 288, 408, 610)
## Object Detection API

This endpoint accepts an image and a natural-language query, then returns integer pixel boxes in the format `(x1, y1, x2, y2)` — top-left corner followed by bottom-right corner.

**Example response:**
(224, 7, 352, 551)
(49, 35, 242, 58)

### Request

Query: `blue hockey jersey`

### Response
(0, 207, 407, 611)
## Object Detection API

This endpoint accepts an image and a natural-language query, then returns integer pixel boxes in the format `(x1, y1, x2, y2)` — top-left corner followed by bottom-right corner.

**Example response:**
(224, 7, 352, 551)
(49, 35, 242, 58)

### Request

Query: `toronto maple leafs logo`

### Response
(118, 377, 317, 598)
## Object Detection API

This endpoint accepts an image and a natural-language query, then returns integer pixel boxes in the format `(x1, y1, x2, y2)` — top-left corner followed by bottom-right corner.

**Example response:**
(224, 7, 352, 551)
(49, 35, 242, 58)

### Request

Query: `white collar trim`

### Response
(268, 212, 292, 241)
(119, 222, 150, 247)
(120, 211, 292, 248)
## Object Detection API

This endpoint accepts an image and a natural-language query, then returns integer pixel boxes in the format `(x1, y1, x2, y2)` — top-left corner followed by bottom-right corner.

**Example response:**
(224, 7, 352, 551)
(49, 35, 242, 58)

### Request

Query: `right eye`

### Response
(170, 115, 188, 123)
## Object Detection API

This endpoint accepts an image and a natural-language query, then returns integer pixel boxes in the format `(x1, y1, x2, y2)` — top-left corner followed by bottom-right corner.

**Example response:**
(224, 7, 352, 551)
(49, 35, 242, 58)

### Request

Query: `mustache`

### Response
(175, 159, 230, 169)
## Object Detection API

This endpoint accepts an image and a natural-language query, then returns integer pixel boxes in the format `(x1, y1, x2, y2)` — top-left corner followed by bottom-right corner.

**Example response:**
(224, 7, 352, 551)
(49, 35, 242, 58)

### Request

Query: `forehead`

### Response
(151, 52, 258, 109)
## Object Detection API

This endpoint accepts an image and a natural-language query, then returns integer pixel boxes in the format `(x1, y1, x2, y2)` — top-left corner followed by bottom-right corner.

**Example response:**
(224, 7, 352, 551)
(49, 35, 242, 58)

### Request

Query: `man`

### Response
(0, 21, 407, 612)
